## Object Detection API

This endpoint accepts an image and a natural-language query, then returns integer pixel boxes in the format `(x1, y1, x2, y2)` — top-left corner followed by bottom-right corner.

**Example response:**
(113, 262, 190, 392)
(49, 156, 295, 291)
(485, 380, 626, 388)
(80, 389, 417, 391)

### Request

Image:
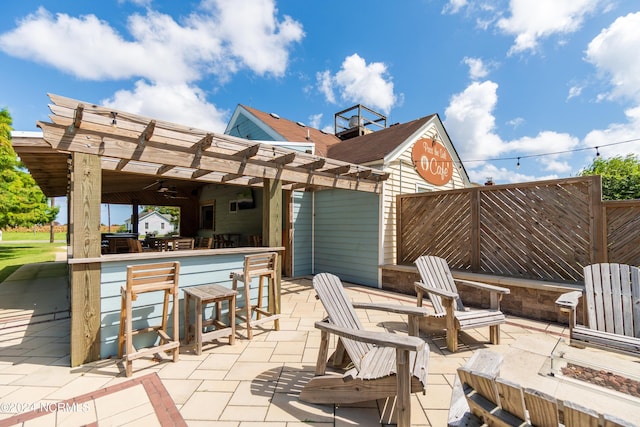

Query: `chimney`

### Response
(334, 104, 387, 140)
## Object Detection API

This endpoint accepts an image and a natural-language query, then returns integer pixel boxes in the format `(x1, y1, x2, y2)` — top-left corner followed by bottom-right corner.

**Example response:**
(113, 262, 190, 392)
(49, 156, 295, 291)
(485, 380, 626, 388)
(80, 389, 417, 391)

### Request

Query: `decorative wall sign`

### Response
(411, 137, 453, 186)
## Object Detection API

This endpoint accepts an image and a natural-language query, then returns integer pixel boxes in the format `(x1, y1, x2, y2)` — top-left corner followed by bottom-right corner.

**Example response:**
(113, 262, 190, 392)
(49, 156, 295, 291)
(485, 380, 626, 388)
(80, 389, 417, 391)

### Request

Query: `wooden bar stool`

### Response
(230, 252, 280, 339)
(118, 261, 180, 377)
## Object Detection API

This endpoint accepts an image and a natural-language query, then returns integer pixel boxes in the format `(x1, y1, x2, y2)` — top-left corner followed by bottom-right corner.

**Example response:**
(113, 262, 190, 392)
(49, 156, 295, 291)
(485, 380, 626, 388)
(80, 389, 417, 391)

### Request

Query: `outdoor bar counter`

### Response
(68, 246, 285, 359)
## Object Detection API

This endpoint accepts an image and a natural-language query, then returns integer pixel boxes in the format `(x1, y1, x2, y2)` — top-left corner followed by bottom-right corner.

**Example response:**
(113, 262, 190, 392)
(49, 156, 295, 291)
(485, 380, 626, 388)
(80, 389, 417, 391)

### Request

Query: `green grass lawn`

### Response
(1, 231, 67, 241)
(0, 242, 66, 283)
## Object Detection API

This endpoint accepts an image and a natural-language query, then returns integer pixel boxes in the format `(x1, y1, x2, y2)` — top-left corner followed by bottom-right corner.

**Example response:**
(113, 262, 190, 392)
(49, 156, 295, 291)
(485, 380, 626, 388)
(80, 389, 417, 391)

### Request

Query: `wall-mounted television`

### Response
(236, 188, 255, 210)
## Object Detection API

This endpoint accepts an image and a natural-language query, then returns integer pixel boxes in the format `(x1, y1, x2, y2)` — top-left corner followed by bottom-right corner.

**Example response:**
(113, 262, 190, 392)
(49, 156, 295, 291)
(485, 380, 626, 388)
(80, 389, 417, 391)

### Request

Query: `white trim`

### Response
(377, 181, 385, 288)
(11, 131, 43, 138)
(311, 191, 315, 274)
(384, 116, 438, 165)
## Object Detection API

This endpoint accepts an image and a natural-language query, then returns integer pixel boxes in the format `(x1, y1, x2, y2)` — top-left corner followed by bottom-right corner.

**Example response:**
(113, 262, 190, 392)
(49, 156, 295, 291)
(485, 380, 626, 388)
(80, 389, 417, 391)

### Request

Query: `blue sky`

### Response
(1, 0, 640, 224)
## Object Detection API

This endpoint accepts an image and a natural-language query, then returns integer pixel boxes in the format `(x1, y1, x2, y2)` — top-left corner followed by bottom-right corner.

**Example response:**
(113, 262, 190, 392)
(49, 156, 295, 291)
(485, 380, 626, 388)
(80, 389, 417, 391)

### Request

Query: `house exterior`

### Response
(124, 211, 175, 236)
(225, 104, 472, 286)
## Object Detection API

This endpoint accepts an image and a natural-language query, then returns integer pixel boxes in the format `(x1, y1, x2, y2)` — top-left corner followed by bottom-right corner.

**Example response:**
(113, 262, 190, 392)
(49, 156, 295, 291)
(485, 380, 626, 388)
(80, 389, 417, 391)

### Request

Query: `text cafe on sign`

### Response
(411, 138, 453, 186)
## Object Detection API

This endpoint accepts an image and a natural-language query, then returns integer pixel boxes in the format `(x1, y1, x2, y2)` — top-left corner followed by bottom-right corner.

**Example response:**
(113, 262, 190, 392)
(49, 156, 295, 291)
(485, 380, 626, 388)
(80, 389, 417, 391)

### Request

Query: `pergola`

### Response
(12, 94, 388, 364)
(15, 93, 390, 244)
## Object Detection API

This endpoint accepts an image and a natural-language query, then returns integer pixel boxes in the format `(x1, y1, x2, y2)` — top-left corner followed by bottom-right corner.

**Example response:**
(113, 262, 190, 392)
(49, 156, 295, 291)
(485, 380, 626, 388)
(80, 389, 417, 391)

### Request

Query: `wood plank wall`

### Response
(397, 176, 640, 282)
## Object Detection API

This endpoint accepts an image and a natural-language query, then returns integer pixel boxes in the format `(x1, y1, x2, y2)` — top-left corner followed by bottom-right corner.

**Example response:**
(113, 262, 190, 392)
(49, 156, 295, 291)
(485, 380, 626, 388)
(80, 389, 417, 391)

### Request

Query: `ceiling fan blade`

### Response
(142, 180, 161, 190)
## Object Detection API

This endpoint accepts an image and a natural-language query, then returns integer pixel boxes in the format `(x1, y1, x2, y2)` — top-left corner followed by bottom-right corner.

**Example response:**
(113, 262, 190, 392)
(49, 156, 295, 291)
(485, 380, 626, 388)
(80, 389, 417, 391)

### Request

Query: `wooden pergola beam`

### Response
(41, 93, 389, 193)
(156, 164, 175, 175)
(348, 169, 372, 179)
(322, 165, 351, 176)
(40, 121, 384, 193)
(115, 120, 156, 171)
(272, 152, 297, 166)
(235, 143, 261, 160)
(300, 159, 325, 170)
(140, 120, 156, 144)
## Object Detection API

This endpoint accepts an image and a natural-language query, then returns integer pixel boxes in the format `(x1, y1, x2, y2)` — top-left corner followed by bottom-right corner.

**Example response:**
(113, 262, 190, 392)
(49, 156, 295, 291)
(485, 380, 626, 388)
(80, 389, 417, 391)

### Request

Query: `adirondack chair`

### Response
(449, 350, 636, 427)
(556, 263, 640, 356)
(300, 272, 431, 427)
(414, 256, 510, 353)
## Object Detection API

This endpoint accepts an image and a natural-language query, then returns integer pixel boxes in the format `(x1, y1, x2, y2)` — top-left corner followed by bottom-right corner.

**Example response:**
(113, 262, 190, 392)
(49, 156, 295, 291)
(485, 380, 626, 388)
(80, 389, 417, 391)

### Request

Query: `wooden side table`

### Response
(183, 284, 237, 355)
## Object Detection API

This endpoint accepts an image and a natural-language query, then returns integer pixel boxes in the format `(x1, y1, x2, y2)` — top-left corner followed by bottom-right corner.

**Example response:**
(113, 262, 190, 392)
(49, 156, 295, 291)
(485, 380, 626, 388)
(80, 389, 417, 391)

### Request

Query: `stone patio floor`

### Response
(1, 259, 636, 426)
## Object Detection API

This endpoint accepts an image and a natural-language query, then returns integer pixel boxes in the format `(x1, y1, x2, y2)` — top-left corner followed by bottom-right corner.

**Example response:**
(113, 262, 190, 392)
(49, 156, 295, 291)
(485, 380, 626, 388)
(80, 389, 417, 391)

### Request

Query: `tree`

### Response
(579, 154, 640, 200)
(0, 108, 59, 229)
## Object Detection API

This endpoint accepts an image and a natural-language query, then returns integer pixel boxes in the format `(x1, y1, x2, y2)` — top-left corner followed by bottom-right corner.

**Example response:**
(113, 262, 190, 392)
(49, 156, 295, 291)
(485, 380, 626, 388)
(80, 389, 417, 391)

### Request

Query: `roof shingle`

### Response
(241, 105, 341, 157)
(327, 115, 436, 164)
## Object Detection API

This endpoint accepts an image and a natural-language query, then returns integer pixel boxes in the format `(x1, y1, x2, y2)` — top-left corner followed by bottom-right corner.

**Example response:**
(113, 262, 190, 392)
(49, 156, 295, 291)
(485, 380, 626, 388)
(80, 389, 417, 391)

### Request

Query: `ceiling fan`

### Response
(142, 180, 188, 199)
(143, 180, 175, 193)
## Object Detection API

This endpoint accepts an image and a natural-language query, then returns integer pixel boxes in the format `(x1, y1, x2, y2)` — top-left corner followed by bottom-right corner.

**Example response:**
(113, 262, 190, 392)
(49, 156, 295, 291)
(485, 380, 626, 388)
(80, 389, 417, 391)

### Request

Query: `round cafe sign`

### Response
(411, 137, 453, 186)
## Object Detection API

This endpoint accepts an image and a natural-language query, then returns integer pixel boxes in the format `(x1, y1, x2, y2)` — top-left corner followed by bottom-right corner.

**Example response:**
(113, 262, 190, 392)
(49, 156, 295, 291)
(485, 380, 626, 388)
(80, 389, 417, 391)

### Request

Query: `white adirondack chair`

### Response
(300, 272, 431, 427)
(556, 263, 640, 356)
(414, 256, 510, 353)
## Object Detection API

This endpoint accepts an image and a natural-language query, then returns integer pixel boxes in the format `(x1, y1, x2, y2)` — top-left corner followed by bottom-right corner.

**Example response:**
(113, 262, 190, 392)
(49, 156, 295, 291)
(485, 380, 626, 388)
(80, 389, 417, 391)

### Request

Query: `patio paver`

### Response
(0, 261, 637, 426)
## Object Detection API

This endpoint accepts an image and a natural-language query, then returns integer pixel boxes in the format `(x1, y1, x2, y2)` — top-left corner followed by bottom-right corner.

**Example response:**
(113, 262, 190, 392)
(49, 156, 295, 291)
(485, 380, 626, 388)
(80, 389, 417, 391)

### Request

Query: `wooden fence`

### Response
(397, 175, 640, 282)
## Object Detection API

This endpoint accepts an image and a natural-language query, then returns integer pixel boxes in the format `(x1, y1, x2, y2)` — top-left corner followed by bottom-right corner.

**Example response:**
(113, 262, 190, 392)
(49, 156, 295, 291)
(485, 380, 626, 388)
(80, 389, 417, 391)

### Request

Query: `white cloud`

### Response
(199, 0, 304, 77)
(0, 8, 147, 81)
(442, 0, 468, 15)
(103, 81, 229, 132)
(308, 113, 323, 129)
(467, 163, 558, 185)
(444, 80, 579, 180)
(0, 0, 303, 130)
(316, 70, 336, 104)
(463, 57, 490, 80)
(506, 117, 524, 128)
(586, 12, 640, 103)
(578, 12, 640, 163)
(583, 106, 640, 159)
(508, 131, 579, 156)
(567, 85, 583, 100)
(542, 158, 573, 173)
(444, 80, 503, 160)
(317, 54, 397, 114)
(0, 0, 304, 83)
(497, 0, 602, 55)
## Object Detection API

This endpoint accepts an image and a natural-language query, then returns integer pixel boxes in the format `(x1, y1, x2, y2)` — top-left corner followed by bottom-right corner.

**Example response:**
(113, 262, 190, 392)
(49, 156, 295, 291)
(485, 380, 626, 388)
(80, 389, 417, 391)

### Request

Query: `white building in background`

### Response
(124, 211, 175, 236)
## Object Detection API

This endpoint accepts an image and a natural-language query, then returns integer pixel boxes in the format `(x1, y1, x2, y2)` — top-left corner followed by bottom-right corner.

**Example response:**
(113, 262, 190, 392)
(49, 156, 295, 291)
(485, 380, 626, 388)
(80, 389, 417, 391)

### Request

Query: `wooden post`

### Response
(283, 190, 293, 277)
(49, 198, 55, 243)
(262, 178, 282, 315)
(395, 348, 411, 427)
(589, 175, 605, 265)
(470, 188, 481, 272)
(131, 201, 139, 235)
(69, 152, 102, 366)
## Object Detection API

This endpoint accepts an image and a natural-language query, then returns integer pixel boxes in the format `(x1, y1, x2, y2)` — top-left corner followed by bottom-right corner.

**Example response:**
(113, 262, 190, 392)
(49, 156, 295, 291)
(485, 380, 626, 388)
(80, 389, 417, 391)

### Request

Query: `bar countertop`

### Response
(67, 246, 285, 265)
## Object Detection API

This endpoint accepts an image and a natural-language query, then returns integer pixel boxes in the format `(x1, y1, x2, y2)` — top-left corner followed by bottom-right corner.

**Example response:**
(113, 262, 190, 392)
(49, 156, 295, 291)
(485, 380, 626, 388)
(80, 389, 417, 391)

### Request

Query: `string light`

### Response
(467, 138, 638, 164)
(516, 157, 520, 169)
(432, 137, 640, 167)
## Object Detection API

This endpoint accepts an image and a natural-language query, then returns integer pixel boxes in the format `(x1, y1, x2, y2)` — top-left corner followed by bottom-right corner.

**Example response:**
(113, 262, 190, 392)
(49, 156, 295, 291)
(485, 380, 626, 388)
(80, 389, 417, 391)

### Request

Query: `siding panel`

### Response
(292, 191, 313, 276)
(313, 189, 379, 286)
(100, 254, 253, 358)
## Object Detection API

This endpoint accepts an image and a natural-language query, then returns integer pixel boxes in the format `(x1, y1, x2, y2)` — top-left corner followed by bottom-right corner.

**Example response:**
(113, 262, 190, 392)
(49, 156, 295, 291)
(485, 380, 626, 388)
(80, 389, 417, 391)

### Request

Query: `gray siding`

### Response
(292, 191, 313, 277)
(313, 189, 379, 286)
